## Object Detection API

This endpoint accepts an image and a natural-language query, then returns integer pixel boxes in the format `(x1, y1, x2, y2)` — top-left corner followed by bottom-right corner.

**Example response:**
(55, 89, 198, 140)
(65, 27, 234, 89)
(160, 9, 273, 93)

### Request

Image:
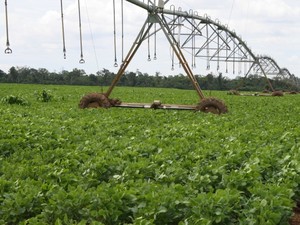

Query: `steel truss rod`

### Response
(158, 14, 205, 99)
(123, 0, 289, 92)
(235, 62, 256, 90)
(106, 19, 154, 97)
(125, 0, 257, 65)
(237, 55, 294, 92)
(279, 69, 298, 90)
(254, 61, 275, 91)
(141, 13, 252, 64)
(252, 56, 292, 90)
(254, 56, 282, 75)
(236, 60, 275, 92)
(281, 68, 291, 77)
(106, 4, 205, 99)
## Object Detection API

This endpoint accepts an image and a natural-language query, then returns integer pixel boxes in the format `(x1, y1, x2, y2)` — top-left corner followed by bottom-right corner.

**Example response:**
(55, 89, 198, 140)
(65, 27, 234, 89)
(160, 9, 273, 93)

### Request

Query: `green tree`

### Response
(8, 66, 19, 83)
(0, 69, 6, 82)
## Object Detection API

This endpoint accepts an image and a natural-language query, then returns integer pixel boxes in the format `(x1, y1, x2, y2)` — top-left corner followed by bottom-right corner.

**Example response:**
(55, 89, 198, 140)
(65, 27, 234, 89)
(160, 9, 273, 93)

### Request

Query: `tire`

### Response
(196, 97, 228, 114)
(272, 91, 284, 96)
(79, 93, 111, 109)
(289, 91, 297, 95)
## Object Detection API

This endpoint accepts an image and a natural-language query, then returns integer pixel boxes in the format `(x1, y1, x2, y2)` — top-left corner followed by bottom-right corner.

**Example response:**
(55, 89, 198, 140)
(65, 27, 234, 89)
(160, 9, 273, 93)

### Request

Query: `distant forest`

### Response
(0, 66, 299, 92)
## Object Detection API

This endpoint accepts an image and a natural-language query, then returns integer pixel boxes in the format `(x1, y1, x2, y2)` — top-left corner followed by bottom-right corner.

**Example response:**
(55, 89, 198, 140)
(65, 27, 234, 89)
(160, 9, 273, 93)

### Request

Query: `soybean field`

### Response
(0, 83, 300, 225)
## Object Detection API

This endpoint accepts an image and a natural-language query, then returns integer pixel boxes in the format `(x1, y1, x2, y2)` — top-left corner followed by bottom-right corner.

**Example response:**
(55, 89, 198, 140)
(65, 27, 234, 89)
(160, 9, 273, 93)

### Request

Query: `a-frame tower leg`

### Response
(106, 19, 154, 97)
(105, 13, 206, 100)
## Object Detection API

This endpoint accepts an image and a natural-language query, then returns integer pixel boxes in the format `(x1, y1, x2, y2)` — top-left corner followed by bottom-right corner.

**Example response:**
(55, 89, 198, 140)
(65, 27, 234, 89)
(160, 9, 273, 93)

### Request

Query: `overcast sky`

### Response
(1, 0, 299, 79)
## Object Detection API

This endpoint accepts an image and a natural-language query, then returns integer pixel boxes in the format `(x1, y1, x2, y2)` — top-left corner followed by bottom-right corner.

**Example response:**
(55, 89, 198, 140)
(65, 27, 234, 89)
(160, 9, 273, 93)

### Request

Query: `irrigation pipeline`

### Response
(124, 0, 292, 92)
(126, 0, 256, 61)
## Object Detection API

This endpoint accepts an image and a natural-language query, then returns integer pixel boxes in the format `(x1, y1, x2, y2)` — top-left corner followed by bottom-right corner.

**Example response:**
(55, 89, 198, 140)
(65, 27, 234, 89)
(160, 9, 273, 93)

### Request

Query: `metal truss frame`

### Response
(106, 0, 292, 97)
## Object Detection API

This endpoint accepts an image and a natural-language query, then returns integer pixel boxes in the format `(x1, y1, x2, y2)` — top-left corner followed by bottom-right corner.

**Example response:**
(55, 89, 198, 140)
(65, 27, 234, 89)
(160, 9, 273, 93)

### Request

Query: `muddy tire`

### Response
(272, 91, 284, 96)
(289, 91, 297, 95)
(290, 206, 300, 225)
(196, 97, 228, 114)
(79, 93, 111, 109)
(109, 98, 122, 106)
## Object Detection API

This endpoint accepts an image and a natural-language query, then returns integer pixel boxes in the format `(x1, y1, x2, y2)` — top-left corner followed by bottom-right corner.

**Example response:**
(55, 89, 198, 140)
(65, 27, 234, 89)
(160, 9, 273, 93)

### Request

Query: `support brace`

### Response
(106, 19, 154, 97)
(106, 12, 205, 100)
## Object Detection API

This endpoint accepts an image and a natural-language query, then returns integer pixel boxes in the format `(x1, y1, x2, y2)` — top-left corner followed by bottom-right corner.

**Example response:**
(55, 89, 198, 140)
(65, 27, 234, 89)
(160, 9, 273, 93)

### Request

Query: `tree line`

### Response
(0, 66, 298, 92)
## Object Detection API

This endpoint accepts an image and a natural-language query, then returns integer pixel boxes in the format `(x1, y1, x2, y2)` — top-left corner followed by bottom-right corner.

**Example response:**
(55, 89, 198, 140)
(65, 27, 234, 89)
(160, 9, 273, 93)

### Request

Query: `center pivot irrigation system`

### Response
(3, 0, 294, 114)
(78, 0, 294, 114)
